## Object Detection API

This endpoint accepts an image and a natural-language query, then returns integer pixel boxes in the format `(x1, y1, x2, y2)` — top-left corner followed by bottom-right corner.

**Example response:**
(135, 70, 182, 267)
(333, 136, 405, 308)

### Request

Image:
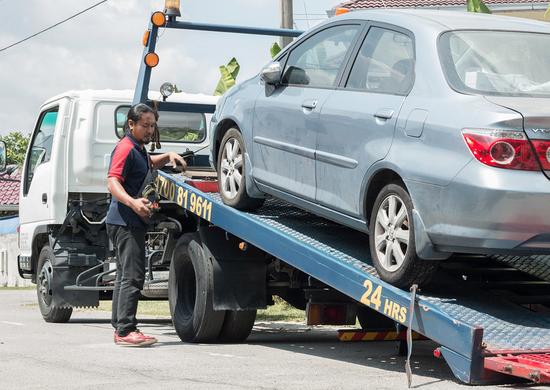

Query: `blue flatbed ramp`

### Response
(157, 171, 550, 385)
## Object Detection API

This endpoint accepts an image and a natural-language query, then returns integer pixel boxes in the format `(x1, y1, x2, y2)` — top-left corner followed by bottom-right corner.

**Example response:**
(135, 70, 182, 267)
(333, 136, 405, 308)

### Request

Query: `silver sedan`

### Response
(210, 9, 550, 288)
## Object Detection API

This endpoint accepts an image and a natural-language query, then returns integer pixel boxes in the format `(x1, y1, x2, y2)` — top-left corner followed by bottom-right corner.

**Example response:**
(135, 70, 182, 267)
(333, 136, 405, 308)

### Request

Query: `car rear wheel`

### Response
(217, 128, 264, 210)
(369, 184, 438, 288)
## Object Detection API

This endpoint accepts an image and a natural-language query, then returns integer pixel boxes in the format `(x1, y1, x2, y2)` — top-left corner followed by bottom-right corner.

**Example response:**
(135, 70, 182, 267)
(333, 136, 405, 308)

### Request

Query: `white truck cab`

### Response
(17, 89, 217, 321)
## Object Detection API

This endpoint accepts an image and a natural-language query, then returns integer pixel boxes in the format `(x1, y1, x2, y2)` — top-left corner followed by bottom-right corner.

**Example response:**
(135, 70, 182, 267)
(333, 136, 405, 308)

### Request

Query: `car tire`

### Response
(169, 233, 226, 343)
(217, 128, 264, 210)
(36, 245, 73, 323)
(218, 309, 257, 343)
(369, 183, 438, 288)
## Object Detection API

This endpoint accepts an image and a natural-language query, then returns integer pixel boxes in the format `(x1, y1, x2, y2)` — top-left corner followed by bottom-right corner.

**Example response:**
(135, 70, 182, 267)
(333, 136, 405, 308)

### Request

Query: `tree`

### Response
(467, 0, 491, 13)
(214, 58, 241, 96)
(1, 131, 30, 166)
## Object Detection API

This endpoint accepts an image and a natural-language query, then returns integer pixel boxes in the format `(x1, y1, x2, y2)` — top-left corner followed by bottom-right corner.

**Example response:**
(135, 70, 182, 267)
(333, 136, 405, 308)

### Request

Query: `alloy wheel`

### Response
(374, 194, 410, 272)
(220, 138, 243, 200)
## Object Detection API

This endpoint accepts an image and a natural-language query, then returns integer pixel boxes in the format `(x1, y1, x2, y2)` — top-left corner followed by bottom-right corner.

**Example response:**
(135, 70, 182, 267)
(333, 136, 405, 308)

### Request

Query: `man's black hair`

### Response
(125, 103, 161, 151)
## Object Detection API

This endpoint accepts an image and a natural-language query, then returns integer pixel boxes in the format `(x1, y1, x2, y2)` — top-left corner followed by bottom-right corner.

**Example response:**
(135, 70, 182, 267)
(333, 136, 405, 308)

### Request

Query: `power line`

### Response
(0, 0, 108, 53)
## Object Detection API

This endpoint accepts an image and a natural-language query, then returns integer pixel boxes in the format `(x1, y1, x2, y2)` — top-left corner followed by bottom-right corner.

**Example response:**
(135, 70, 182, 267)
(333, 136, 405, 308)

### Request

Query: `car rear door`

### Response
(252, 22, 363, 201)
(315, 25, 415, 218)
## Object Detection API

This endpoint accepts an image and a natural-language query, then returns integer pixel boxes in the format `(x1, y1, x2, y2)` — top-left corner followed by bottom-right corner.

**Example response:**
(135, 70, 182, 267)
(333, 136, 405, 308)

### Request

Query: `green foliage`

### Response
(270, 42, 282, 59)
(467, 0, 492, 13)
(1, 131, 29, 166)
(214, 57, 241, 96)
(546, 5, 550, 18)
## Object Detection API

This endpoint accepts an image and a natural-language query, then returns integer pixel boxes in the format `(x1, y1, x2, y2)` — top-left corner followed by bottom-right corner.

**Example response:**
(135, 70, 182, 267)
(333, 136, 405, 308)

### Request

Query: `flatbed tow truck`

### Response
(20, 3, 550, 386)
(139, 6, 550, 385)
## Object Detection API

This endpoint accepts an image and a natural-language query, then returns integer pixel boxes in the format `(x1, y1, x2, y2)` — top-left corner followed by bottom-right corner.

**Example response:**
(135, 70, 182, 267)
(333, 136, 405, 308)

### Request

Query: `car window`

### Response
(115, 106, 207, 143)
(346, 27, 414, 95)
(439, 31, 550, 97)
(24, 108, 58, 194)
(282, 25, 361, 88)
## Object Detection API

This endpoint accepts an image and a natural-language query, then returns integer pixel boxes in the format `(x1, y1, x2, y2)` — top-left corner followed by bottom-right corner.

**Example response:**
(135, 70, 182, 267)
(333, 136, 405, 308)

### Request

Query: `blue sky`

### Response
(0, 0, 342, 135)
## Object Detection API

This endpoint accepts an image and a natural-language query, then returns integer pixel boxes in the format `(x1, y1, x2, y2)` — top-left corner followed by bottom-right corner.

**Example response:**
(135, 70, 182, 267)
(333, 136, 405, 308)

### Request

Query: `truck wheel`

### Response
(36, 246, 73, 323)
(169, 233, 225, 343)
(218, 310, 257, 343)
(369, 184, 438, 288)
(217, 128, 264, 210)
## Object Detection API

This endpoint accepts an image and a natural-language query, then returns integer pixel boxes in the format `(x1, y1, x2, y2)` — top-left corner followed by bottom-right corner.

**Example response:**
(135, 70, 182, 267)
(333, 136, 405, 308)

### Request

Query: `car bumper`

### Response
(408, 160, 550, 254)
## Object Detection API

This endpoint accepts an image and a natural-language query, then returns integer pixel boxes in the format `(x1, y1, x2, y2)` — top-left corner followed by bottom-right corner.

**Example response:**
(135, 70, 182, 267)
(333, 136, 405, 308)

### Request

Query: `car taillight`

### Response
(530, 140, 550, 170)
(462, 129, 540, 171)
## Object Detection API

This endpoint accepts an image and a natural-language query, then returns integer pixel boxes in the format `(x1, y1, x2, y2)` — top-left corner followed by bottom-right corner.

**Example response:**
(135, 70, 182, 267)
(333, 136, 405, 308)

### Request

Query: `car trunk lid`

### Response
(485, 96, 550, 178)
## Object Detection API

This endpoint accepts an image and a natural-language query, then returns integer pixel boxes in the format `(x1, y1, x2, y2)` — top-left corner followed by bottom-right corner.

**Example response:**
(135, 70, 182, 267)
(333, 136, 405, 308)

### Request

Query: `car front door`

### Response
(252, 23, 362, 201)
(315, 25, 415, 219)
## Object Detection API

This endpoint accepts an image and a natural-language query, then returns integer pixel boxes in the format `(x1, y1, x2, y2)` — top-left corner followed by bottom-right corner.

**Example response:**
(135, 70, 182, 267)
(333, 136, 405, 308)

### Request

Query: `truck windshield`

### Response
(439, 30, 550, 97)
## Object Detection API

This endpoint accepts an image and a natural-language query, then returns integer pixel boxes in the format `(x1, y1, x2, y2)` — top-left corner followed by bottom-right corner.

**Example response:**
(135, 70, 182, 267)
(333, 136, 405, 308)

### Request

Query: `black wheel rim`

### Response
(38, 259, 53, 307)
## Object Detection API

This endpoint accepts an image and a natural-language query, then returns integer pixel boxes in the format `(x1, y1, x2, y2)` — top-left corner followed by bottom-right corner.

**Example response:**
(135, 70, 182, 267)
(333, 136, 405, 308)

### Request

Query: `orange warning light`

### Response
(335, 8, 350, 16)
(142, 30, 151, 46)
(151, 11, 166, 27)
(144, 52, 159, 68)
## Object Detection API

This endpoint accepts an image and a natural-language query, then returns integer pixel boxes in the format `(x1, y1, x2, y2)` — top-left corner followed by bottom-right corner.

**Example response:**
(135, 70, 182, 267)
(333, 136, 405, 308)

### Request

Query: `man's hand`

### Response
(168, 152, 187, 172)
(131, 197, 153, 219)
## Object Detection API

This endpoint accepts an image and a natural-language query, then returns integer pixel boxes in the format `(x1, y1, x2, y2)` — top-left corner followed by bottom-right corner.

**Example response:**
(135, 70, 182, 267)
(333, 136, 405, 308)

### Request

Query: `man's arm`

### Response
(150, 151, 186, 170)
(107, 177, 152, 219)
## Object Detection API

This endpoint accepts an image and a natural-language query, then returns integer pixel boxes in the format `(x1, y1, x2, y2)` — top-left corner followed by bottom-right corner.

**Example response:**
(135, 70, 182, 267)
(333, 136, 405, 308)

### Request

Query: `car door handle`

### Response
(374, 109, 394, 120)
(301, 99, 318, 110)
(42, 193, 47, 204)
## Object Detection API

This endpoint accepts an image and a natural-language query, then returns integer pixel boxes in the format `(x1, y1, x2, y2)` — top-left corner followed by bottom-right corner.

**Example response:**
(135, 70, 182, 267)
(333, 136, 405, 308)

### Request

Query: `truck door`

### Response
(19, 104, 60, 228)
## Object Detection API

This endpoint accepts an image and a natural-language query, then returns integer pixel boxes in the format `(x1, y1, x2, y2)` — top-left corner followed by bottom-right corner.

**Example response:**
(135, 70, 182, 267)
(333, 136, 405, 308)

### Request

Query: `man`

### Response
(106, 103, 186, 347)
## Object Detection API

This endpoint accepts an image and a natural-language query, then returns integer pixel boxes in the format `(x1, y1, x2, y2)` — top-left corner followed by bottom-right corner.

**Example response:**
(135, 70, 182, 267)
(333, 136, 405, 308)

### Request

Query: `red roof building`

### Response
(0, 169, 20, 212)
(335, 0, 549, 20)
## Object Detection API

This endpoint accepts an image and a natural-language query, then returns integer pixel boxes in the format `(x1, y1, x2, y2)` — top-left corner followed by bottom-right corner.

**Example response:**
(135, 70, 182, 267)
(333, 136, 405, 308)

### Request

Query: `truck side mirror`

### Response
(260, 62, 282, 85)
(0, 141, 6, 173)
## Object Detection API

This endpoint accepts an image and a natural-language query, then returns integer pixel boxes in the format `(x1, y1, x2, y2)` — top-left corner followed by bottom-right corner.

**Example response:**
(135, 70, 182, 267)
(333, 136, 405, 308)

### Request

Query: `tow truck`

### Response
(18, 1, 550, 385)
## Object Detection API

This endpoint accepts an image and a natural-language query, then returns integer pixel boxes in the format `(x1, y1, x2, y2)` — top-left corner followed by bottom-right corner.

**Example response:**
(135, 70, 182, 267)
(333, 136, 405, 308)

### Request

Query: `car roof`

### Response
(336, 9, 550, 34)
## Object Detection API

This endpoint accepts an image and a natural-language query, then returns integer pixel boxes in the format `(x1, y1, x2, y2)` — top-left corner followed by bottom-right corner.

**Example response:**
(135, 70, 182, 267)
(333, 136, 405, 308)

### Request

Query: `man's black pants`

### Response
(107, 224, 146, 336)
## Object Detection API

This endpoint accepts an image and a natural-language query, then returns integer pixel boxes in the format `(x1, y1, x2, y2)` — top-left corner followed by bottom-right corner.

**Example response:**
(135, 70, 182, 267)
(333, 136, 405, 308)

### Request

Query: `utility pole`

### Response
(280, 0, 294, 48)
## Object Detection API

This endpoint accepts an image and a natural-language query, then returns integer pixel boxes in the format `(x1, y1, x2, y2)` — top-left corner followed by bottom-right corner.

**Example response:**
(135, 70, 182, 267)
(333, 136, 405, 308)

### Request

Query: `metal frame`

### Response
(132, 17, 304, 111)
(156, 170, 550, 385)
(129, 11, 550, 385)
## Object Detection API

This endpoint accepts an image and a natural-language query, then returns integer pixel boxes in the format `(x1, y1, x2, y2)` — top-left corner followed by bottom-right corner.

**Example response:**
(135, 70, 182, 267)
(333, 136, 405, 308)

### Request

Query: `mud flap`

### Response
(52, 267, 99, 308)
(199, 226, 267, 310)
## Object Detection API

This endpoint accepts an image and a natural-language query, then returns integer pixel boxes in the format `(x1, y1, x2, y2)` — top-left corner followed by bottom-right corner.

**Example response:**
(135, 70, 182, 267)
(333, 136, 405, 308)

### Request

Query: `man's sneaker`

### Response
(135, 329, 157, 341)
(115, 331, 157, 347)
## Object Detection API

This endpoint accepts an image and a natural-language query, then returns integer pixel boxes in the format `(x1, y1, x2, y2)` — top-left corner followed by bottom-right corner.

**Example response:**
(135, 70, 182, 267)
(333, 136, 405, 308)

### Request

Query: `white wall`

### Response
(0, 234, 31, 287)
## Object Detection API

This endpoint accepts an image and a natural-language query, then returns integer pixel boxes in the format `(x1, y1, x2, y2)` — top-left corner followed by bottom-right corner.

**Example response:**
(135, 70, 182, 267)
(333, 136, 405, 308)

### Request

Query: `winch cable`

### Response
(406, 284, 419, 388)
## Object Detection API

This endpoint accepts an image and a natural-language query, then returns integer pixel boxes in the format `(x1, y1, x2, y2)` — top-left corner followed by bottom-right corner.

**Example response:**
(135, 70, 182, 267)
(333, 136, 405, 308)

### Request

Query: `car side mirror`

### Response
(0, 141, 6, 173)
(260, 62, 282, 85)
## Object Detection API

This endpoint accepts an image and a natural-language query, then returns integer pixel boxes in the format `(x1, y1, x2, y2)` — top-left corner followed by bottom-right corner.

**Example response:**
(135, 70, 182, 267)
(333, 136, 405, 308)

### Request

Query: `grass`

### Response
(80, 296, 305, 322)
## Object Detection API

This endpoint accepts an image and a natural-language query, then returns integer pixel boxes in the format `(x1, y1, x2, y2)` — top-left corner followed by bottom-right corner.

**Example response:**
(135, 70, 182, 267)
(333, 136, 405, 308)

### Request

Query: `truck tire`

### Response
(36, 245, 73, 323)
(169, 233, 225, 343)
(217, 128, 264, 210)
(369, 183, 438, 288)
(218, 310, 257, 343)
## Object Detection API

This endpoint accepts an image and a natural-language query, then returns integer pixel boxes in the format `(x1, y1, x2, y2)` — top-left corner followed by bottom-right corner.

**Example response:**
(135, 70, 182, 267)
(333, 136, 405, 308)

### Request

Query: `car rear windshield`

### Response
(439, 30, 550, 97)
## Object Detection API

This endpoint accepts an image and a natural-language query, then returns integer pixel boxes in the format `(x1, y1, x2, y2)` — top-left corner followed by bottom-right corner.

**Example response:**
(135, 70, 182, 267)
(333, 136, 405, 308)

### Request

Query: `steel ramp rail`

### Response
(157, 171, 550, 385)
